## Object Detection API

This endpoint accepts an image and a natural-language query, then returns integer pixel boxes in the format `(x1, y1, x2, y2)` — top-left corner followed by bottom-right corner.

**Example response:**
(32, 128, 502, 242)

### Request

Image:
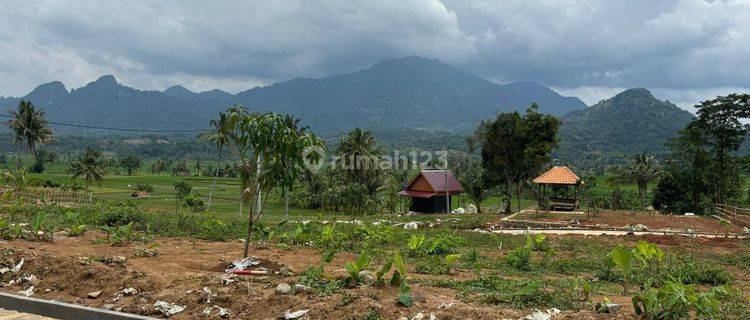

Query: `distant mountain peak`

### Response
(93, 75, 119, 86)
(164, 85, 195, 98)
(24, 81, 69, 105)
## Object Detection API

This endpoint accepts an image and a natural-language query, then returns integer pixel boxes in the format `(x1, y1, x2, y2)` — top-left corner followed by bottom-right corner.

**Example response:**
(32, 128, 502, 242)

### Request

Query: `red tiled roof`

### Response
(532, 166, 581, 185)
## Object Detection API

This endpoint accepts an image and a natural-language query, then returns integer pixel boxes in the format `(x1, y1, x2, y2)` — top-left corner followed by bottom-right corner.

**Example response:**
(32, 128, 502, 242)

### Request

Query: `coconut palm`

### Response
(68, 148, 106, 189)
(336, 128, 381, 185)
(7, 100, 53, 166)
(610, 154, 665, 210)
(198, 111, 234, 210)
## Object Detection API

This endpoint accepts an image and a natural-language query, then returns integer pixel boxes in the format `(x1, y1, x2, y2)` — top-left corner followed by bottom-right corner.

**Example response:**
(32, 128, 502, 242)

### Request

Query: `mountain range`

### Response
(0, 56, 585, 133)
(0, 56, 702, 167)
(554, 88, 696, 168)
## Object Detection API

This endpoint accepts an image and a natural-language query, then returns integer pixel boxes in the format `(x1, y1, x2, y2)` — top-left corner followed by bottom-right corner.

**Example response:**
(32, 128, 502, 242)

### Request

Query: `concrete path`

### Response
(0, 308, 57, 320)
(486, 228, 749, 238)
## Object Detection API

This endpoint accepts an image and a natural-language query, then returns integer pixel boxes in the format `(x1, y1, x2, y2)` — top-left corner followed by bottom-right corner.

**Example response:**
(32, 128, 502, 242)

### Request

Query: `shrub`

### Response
(99, 202, 145, 227)
(133, 183, 154, 193)
(632, 279, 723, 319)
(506, 246, 532, 271)
(185, 194, 206, 211)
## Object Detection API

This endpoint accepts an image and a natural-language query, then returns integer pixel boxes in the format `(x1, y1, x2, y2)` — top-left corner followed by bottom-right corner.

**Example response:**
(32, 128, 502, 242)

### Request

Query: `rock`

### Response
(101, 304, 116, 311)
(293, 284, 313, 294)
(218, 307, 231, 318)
(18, 286, 34, 297)
(404, 222, 419, 230)
(279, 266, 295, 276)
(275, 283, 292, 295)
(88, 291, 103, 299)
(120, 287, 137, 296)
(437, 302, 454, 309)
(627, 224, 649, 231)
(411, 313, 425, 320)
(0, 267, 9, 274)
(466, 204, 478, 214)
(221, 275, 237, 286)
(358, 270, 375, 285)
(452, 207, 465, 214)
(154, 301, 185, 317)
(283, 309, 309, 319)
(602, 303, 621, 313)
(111, 256, 128, 264)
(684, 212, 695, 216)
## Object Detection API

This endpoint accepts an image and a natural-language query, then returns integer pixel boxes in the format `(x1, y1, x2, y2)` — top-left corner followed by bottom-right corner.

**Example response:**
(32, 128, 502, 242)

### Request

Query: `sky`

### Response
(0, 0, 748, 108)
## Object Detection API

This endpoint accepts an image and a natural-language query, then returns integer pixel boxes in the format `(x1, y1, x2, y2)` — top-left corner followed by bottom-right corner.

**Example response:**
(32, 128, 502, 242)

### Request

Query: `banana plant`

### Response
(31, 212, 47, 241)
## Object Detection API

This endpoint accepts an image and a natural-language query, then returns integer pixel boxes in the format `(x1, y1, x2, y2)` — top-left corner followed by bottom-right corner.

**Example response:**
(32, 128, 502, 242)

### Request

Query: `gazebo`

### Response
(532, 166, 583, 211)
(398, 170, 464, 213)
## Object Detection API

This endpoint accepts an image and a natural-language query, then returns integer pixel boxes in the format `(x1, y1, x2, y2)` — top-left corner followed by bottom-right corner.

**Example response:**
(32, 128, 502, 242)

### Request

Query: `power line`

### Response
(0, 114, 207, 133)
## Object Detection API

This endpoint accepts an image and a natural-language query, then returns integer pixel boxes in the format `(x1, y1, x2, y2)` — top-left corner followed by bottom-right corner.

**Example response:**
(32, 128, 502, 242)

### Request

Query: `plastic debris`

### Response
(225, 257, 261, 273)
(438, 302, 454, 309)
(466, 204, 478, 214)
(283, 309, 309, 319)
(11, 259, 24, 273)
(684, 212, 695, 216)
(154, 301, 186, 317)
(0, 267, 9, 275)
(522, 308, 560, 320)
(404, 222, 419, 230)
(18, 286, 34, 297)
(22, 274, 40, 285)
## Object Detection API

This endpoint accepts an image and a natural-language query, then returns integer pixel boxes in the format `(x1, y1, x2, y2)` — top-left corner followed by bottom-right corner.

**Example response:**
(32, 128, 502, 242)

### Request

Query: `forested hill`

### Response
(0, 56, 585, 134)
(554, 88, 696, 169)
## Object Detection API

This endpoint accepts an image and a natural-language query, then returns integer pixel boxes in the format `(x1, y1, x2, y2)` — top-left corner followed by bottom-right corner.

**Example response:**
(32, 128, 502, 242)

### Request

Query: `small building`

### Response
(532, 166, 583, 211)
(398, 170, 464, 213)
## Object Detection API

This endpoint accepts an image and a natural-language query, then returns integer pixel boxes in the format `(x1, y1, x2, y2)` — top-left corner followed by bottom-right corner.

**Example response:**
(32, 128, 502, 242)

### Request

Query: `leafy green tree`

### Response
(609, 154, 665, 210)
(7, 100, 53, 167)
(68, 148, 106, 189)
(220, 107, 321, 258)
(119, 154, 142, 176)
(469, 105, 560, 213)
(456, 158, 487, 213)
(173, 180, 193, 215)
(198, 111, 233, 210)
(694, 93, 750, 203)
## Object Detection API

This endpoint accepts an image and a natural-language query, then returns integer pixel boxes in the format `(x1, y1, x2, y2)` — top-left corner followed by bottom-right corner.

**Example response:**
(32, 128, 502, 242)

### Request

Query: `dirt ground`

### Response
(508, 211, 744, 234)
(0, 232, 646, 320)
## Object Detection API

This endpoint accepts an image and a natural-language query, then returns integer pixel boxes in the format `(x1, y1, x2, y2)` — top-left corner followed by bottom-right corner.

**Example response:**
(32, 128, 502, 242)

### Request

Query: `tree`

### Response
(173, 180, 192, 215)
(336, 128, 385, 198)
(7, 100, 53, 167)
(198, 111, 233, 210)
(694, 94, 750, 203)
(119, 155, 142, 176)
(456, 158, 487, 213)
(609, 154, 665, 210)
(277, 114, 324, 216)
(68, 148, 106, 188)
(469, 105, 560, 214)
(219, 107, 321, 258)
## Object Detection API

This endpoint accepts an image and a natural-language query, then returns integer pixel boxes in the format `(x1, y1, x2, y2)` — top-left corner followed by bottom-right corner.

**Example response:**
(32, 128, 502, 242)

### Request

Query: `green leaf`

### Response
(513, 281, 540, 296)
(445, 254, 462, 265)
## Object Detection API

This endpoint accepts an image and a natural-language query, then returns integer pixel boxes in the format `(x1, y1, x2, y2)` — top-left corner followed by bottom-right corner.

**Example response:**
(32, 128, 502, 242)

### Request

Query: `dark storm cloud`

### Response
(0, 0, 747, 106)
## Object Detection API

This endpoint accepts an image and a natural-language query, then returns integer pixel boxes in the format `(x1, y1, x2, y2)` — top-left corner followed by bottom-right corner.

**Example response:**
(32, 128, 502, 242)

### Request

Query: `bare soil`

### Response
(508, 211, 743, 234)
(0, 232, 644, 319)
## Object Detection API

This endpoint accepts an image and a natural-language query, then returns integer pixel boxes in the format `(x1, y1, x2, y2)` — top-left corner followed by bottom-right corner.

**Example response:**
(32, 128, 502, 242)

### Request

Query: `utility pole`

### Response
(444, 145, 449, 213)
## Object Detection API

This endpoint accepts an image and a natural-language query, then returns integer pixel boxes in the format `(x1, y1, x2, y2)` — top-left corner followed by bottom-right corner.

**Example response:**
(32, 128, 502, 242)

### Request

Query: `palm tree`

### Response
(198, 111, 233, 210)
(7, 100, 53, 167)
(610, 154, 665, 210)
(336, 128, 380, 185)
(68, 148, 106, 189)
